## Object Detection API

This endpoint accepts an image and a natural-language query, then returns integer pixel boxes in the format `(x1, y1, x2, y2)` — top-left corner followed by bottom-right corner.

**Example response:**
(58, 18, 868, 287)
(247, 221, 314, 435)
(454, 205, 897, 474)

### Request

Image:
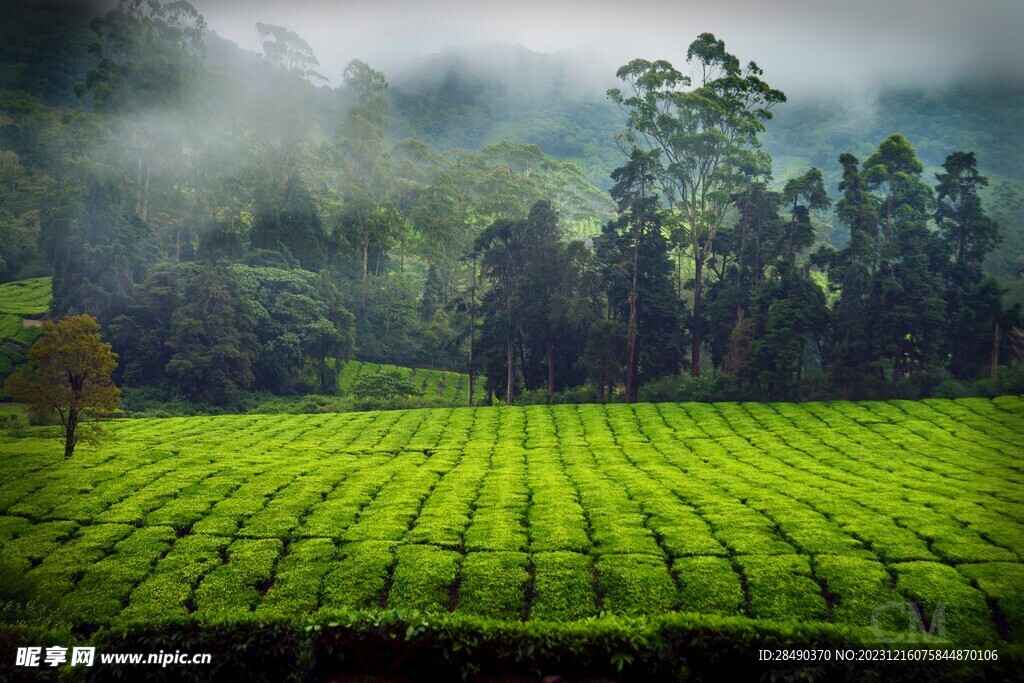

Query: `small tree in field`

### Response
(4, 315, 120, 457)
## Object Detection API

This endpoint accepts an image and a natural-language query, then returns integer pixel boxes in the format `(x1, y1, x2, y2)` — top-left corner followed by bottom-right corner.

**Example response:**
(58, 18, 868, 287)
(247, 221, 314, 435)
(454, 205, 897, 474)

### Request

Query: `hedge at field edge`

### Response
(3, 610, 1020, 682)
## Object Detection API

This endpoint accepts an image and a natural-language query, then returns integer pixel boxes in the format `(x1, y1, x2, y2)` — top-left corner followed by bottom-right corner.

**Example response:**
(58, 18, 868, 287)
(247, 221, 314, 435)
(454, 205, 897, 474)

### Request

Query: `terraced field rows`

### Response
(0, 277, 49, 380)
(0, 277, 51, 317)
(336, 360, 486, 404)
(0, 397, 1022, 643)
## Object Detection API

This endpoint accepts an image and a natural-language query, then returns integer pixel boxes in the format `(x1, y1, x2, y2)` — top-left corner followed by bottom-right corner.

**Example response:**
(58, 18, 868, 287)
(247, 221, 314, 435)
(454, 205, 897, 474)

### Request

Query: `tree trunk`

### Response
(547, 337, 555, 403)
(506, 334, 515, 405)
(626, 226, 640, 403)
(141, 161, 150, 221)
(787, 199, 797, 260)
(135, 157, 144, 217)
(796, 350, 803, 403)
(64, 410, 78, 458)
(358, 205, 370, 280)
(691, 256, 703, 377)
(468, 255, 476, 407)
(992, 321, 1001, 380)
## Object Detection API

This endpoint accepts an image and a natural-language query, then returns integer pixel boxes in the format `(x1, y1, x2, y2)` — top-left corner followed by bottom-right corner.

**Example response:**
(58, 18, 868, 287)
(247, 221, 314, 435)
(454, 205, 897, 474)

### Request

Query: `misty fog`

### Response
(184, 0, 1023, 96)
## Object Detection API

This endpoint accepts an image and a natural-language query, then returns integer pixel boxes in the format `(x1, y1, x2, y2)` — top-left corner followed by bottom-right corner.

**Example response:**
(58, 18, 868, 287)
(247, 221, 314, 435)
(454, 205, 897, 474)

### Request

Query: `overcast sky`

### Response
(183, 0, 1023, 95)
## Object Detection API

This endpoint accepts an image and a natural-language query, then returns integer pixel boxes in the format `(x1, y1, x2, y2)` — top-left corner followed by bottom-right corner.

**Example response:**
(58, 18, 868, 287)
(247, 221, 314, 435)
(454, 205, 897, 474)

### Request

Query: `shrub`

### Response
(349, 369, 418, 400)
(638, 371, 746, 403)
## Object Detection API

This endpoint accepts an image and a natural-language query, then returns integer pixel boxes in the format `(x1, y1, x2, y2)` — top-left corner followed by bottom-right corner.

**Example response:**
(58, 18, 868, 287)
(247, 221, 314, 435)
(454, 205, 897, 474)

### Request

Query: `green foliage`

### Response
(530, 551, 596, 621)
(892, 561, 1001, 644)
(2, 360, 1024, 671)
(75, 0, 206, 114)
(163, 265, 258, 405)
(322, 541, 394, 610)
(0, 314, 42, 396)
(232, 265, 354, 394)
(597, 554, 678, 616)
(599, 150, 683, 398)
(454, 551, 529, 620)
(0, 277, 50, 316)
(349, 368, 417, 400)
(609, 34, 785, 376)
(673, 556, 745, 615)
(194, 539, 283, 617)
(4, 314, 119, 457)
(475, 200, 593, 403)
(387, 545, 460, 612)
(0, 395, 1019, 653)
(737, 555, 829, 622)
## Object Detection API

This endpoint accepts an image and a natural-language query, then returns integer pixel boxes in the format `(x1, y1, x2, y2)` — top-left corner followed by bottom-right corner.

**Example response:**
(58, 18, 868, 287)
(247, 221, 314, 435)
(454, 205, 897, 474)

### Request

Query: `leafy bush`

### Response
(5, 610, 1011, 682)
(0, 560, 67, 632)
(0, 277, 51, 317)
(0, 395, 1021, 662)
(638, 370, 746, 403)
(349, 368, 418, 400)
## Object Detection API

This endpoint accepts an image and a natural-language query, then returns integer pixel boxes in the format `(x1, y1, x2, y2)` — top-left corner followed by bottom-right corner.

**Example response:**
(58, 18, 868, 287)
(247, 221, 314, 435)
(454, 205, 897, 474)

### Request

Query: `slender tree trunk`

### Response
(141, 162, 150, 221)
(506, 334, 515, 405)
(359, 211, 370, 280)
(135, 157, 144, 216)
(787, 199, 797, 260)
(518, 337, 530, 392)
(671, 246, 679, 296)
(796, 350, 803, 403)
(547, 337, 555, 403)
(359, 224, 369, 318)
(626, 226, 640, 403)
(691, 256, 703, 377)
(468, 255, 476, 407)
(64, 410, 78, 458)
(992, 322, 1001, 380)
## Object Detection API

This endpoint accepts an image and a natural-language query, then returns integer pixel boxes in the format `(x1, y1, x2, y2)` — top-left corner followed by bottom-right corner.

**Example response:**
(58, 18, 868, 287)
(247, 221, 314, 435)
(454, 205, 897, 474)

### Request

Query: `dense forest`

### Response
(1, 0, 1021, 410)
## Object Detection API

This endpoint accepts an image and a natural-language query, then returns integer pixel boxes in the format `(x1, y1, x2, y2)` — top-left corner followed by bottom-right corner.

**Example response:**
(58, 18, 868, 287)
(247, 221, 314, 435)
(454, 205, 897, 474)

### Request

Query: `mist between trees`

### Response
(1, 1, 1021, 412)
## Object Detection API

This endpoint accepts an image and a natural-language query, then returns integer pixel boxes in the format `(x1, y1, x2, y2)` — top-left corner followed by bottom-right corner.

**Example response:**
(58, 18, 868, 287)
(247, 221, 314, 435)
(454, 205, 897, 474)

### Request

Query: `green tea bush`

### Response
(0, 394, 1021, 666)
(0, 277, 51, 316)
(347, 369, 419, 400)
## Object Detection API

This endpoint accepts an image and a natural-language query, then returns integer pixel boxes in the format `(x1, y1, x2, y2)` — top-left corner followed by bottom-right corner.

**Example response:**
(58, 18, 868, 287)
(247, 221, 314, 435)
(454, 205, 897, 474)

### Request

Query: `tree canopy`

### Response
(5, 314, 120, 457)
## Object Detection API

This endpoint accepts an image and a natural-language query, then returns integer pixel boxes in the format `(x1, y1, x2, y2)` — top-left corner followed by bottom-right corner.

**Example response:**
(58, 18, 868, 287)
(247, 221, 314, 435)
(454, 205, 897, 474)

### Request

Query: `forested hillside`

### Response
(1, 3, 1023, 680)
(0, 0, 1021, 411)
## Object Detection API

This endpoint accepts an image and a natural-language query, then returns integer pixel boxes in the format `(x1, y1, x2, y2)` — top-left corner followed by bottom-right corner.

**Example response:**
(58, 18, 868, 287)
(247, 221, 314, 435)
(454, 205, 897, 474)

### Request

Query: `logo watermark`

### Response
(871, 601, 947, 643)
(15, 646, 210, 668)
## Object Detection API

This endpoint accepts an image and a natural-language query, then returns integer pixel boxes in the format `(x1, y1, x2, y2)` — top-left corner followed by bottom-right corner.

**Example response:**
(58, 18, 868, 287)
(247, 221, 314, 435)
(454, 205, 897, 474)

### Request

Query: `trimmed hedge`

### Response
(3, 611, 1019, 682)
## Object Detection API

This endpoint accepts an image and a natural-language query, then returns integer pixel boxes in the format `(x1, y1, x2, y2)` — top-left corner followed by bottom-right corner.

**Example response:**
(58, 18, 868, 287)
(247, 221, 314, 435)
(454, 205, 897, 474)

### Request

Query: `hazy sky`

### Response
(185, 0, 1023, 94)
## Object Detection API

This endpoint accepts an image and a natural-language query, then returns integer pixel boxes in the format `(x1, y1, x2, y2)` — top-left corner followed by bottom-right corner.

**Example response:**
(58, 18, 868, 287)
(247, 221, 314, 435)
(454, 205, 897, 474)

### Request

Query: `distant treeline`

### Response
(0, 1, 1019, 407)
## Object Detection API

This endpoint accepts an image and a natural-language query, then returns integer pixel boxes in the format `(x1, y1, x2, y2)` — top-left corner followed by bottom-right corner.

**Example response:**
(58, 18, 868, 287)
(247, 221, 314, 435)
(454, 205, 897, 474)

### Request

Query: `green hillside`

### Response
(1, 396, 1021, 653)
(337, 360, 486, 404)
(0, 277, 49, 385)
(0, 277, 50, 317)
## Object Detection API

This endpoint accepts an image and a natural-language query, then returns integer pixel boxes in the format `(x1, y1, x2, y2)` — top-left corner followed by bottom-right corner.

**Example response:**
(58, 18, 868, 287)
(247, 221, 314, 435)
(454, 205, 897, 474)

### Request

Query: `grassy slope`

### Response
(0, 277, 51, 317)
(336, 360, 486, 404)
(0, 278, 50, 383)
(0, 396, 1021, 645)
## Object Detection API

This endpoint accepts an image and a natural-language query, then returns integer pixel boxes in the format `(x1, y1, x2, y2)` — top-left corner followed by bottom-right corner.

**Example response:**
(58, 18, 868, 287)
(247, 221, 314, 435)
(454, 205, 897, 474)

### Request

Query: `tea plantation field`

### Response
(0, 277, 48, 382)
(1, 397, 1022, 650)
(336, 360, 486, 404)
(0, 277, 50, 317)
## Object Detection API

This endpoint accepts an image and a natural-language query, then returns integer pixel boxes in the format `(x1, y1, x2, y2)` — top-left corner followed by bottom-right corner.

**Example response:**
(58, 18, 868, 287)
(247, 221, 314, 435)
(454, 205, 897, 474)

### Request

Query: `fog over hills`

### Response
(360, 42, 1024, 189)
(187, 0, 1024, 96)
